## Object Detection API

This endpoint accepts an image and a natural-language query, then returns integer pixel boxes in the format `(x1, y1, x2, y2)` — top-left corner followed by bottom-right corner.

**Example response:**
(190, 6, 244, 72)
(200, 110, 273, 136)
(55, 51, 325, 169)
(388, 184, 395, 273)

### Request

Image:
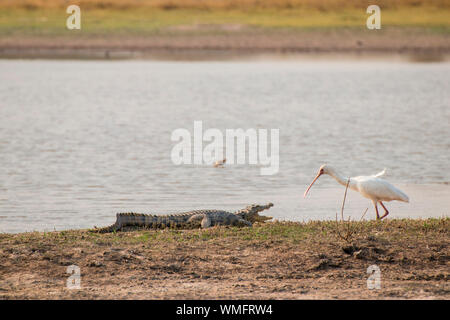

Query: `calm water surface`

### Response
(0, 60, 449, 233)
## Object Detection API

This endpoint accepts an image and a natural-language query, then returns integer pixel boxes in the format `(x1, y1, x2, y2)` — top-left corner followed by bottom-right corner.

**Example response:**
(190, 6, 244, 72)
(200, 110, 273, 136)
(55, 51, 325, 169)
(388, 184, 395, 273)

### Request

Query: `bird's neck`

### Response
(327, 167, 352, 188)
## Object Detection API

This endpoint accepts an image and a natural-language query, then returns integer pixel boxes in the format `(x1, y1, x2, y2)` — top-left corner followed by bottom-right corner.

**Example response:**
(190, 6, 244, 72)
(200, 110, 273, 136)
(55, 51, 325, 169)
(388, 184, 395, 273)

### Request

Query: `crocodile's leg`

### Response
(237, 219, 252, 227)
(187, 214, 206, 228)
(187, 214, 212, 228)
(201, 215, 212, 228)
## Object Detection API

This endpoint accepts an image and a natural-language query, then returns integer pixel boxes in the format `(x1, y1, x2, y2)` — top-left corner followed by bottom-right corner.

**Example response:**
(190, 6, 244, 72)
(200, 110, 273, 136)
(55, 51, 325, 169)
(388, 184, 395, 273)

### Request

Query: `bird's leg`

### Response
(374, 201, 380, 220)
(379, 202, 389, 220)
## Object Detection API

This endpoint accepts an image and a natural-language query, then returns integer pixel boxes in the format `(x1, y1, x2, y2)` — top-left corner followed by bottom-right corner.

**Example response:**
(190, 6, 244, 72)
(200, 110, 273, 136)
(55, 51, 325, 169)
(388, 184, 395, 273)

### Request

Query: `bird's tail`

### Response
(374, 168, 387, 178)
(398, 190, 410, 203)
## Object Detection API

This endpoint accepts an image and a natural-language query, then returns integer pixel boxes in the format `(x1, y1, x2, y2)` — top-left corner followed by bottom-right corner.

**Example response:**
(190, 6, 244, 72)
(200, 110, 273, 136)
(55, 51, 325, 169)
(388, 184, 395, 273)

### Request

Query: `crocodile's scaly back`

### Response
(94, 211, 219, 233)
(92, 203, 274, 233)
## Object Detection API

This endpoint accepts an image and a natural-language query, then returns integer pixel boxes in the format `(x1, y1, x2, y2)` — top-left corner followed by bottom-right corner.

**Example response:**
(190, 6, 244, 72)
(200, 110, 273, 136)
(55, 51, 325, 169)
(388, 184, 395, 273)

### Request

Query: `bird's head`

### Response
(303, 164, 331, 198)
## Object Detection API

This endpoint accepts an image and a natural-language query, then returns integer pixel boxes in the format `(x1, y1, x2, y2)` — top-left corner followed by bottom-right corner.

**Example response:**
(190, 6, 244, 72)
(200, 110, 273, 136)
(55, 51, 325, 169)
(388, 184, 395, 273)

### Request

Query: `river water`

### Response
(0, 60, 449, 233)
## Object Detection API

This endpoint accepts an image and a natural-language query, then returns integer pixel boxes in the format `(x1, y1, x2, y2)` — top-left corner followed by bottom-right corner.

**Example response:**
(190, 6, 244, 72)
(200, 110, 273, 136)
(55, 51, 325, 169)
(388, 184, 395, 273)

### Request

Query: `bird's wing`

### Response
(356, 177, 409, 202)
(373, 168, 386, 178)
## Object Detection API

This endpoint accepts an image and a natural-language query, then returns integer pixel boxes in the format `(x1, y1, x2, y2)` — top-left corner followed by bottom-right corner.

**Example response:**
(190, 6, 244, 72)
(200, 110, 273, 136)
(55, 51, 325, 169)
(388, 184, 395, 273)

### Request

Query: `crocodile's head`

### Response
(235, 203, 273, 223)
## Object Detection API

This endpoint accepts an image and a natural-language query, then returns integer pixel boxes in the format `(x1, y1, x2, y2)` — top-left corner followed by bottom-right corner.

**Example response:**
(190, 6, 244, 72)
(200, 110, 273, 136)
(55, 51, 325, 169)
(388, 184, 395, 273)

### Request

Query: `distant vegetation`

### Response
(1, 0, 449, 10)
(0, 0, 449, 36)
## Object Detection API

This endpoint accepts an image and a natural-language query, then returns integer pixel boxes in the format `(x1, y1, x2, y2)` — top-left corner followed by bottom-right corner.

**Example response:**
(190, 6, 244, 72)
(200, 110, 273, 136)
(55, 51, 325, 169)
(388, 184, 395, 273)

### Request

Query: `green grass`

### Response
(0, 218, 448, 247)
(0, 7, 449, 37)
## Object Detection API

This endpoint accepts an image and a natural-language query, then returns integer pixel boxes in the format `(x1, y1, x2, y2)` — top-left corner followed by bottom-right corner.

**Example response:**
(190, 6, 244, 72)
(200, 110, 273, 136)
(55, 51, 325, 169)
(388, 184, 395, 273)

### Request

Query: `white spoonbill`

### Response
(303, 164, 409, 220)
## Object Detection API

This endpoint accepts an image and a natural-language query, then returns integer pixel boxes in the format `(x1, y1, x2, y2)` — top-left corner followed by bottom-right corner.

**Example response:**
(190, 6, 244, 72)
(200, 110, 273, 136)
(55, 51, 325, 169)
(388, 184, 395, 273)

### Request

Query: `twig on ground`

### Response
(334, 178, 367, 243)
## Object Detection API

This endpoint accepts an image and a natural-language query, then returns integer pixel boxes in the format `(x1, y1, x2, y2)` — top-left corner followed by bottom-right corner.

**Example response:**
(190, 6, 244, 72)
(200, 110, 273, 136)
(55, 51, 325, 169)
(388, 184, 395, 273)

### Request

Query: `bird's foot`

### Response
(379, 213, 389, 220)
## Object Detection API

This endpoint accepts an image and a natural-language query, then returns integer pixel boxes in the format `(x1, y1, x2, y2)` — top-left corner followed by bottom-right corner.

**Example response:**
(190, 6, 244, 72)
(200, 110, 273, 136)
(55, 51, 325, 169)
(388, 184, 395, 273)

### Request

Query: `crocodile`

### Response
(92, 203, 274, 233)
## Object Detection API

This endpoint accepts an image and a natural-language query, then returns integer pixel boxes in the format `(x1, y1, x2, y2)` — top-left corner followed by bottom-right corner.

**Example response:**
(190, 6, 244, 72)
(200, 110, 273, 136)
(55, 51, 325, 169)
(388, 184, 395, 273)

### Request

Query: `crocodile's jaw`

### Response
(253, 215, 273, 223)
(237, 203, 274, 223)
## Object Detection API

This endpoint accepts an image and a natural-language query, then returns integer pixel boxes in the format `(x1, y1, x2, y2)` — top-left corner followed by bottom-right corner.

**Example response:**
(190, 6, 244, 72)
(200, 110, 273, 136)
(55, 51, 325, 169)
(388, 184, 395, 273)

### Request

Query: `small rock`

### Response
(354, 248, 370, 260)
(312, 259, 330, 270)
(88, 260, 104, 267)
(342, 245, 359, 255)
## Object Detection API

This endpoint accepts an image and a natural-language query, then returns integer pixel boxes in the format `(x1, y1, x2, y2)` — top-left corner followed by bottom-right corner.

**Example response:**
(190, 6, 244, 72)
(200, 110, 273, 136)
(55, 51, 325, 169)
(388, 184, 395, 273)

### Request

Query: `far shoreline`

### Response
(1, 28, 449, 61)
(1, 48, 449, 62)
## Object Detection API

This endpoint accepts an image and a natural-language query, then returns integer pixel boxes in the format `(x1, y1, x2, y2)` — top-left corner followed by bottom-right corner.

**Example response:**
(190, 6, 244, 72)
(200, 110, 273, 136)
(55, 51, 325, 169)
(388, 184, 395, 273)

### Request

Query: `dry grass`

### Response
(1, 0, 449, 10)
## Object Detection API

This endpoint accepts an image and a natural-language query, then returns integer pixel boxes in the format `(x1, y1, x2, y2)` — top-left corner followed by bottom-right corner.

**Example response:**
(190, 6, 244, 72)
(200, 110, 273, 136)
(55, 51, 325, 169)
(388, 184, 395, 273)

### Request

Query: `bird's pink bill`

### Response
(304, 172, 322, 198)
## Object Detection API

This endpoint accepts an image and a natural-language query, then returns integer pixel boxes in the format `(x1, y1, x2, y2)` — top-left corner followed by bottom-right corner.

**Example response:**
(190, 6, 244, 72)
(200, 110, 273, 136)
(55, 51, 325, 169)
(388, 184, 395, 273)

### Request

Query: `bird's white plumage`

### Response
(352, 175, 409, 202)
(304, 164, 409, 219)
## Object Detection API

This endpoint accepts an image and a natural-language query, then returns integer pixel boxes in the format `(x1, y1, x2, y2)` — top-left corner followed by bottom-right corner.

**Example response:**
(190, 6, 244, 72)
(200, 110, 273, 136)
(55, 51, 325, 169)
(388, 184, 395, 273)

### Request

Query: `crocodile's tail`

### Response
(91, 223, 120, 233)
(90, 213, 124, 233)
(90, 212, 163, 233)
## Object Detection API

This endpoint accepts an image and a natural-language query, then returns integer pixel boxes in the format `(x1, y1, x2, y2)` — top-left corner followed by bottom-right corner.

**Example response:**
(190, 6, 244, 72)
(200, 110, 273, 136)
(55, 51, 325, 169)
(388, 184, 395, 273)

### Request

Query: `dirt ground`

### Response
(1, 27, 449, 60)
(0, 219, 448, 299)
